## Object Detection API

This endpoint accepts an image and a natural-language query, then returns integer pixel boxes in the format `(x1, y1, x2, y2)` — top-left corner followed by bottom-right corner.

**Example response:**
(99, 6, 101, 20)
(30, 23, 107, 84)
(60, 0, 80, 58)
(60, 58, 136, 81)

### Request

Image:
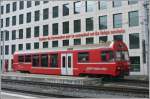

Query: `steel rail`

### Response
(103, 79, 149, 87)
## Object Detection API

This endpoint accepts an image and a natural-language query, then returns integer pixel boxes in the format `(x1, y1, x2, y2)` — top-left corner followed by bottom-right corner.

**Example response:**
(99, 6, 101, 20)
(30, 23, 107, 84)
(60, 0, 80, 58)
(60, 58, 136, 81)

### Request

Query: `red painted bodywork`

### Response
(13, 41, 130, 77)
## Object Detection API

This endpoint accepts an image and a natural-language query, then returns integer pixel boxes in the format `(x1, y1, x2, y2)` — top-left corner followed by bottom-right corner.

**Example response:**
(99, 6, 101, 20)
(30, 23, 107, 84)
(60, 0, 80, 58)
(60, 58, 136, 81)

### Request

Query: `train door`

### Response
(61, 53, 73, 75)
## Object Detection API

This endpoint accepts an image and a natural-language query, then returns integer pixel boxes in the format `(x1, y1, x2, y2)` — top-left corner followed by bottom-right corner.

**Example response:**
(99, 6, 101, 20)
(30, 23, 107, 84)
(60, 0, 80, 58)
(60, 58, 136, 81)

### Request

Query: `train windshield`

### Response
(116, 51, 129, 61)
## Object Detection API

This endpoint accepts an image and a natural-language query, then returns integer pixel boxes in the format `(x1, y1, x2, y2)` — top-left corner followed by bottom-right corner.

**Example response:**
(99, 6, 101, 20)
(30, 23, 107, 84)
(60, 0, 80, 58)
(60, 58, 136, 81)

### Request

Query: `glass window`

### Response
(99, 36, 107, 42)
(99, 1, 107, 10)
(19, 1, 24, 10)
(74, 1, 81, 14)
(19, 29, 23, 39)
(86, 1, 95, 12)
(26, 43, 31, 50)
(0, 31, 3, 41)
(12, 30, 16, 40)
(63, 21, 69, 34)
(6, 4, 10, 13)
(86, 37, 94, 44)
(129, 11, 139, 27)
(12, 2, 17, 11)
(18, 55, 24, 62)
(52, 40, 58, 47)
(5, 45, 9, 55)
(35, 1, 40, 6)
(114, 35, 123, 41)
(113, 1, 122, 7)
(101, 51, 114, 62)
(43, 1, 49, 3)
(113, 13, 122, 28)
(1, 19, 3, 28)
(52, 23, 58, 35)
(6, 17, 10, 27)
(11, 45, 16, 54)
(68, 56, 71, 68)
(86, 17, 93, 31)
(116, 51, 129, 61)
(12, 16, 16, 26)
(74, 19, 81, 33)
(74, 39, 81, 45)
(50, 54, 58, 68)
(43, 8, 49, 20)
(43, 24, 49, 36)
(34, 26, 39, 37)
(32, 55, 39, 67)
(43, 41, 48, 48)
(128, 0, 138, 5)
(63, 4, 69, 16)
(18, 44, 23, 51)
(27, 12, 31, 23)
(53, 6, 58, 18)
(34, 10, 40, 21)
(34, 42, 39, 49)
(41, 54, 48, 67)
(130, 56, 140, 72)
(63, 40, 69, 46)
(5, 31, 9, 41)
(99, 15, 107, 30)
(25, 55, 31, 62)
(19, 14, 24, 24)
(129, 33, 139, 49)
(78, 52, 89, 62)
(1, 6, 4, 14)
(0, 46, 2, 55)
(27, 1, 32, 8)
(26, 28, 31, 38)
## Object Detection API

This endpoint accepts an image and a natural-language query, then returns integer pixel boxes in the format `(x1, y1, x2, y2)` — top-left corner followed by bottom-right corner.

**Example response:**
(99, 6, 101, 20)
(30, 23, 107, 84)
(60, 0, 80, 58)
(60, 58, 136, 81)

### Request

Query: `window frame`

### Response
(18, 55, 24, 63)
(86, 17, 93, 31)
(78, 52, 89, 63)
(63, 3, 69, 16)
(53, 6, 59, 18)
(43, 8, 49, 20)
(50, 53, 58, 68)
(74, 19, 81, 33)
(25, 54, 31, 62)
(113, 13, 122, 28)
(27, 12, 31, 23)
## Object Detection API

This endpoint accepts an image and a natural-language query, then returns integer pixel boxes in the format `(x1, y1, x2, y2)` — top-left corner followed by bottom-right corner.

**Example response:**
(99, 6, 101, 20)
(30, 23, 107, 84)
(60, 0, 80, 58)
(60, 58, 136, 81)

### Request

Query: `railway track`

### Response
(2, 78, 149, 98)
(103, 79, 149, 87)
(2, 88, 76, 98)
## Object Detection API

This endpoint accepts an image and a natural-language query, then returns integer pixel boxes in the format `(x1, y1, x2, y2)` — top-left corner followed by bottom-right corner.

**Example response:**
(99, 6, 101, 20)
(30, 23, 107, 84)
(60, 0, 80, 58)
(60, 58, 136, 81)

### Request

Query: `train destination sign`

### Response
(39, 29, 125, 41)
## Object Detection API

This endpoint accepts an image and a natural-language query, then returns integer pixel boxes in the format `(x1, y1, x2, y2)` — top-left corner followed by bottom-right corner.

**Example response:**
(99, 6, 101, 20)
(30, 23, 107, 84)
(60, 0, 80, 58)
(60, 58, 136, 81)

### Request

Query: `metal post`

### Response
(143, 0, 149, 76)
(0, 1, 2, 98)
(2, 30, 4, 73)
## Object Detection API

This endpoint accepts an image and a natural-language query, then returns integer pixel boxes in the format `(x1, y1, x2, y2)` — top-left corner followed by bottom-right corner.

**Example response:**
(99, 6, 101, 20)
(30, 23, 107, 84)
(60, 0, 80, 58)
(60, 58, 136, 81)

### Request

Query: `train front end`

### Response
(113, 41, 130, 78)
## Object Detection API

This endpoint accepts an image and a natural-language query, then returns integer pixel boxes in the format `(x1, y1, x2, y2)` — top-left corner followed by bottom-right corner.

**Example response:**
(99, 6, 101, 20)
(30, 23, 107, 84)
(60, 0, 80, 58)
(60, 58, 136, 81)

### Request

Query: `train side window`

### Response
(101, 51, 114, 62)
(25, 55, 31, 62)
(78, 52, 89, 62)
(18, 55, 24, 62)
(32, 54, 39, 67)
(41, 54, 48, 67)
(50, 54, 58, 68)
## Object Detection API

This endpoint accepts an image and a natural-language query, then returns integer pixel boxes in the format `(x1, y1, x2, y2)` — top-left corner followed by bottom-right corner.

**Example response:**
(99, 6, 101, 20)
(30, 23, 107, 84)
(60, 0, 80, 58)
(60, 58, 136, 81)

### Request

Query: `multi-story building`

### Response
(0, 0, 148, 75)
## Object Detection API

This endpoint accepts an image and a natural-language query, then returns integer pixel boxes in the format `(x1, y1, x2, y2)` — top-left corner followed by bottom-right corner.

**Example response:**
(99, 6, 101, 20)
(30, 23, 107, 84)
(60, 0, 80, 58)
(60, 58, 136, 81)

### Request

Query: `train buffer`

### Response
(1, 72, 103, 86)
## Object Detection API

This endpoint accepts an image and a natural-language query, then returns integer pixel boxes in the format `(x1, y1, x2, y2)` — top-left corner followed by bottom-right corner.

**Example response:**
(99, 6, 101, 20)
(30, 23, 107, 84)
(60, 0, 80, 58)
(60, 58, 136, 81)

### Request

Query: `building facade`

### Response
(0, 0, 148, 75)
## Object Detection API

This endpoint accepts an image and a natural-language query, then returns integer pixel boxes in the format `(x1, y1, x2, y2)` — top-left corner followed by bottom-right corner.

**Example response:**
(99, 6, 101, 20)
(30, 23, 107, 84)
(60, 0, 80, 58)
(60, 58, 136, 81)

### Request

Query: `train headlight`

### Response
(117, 66, 121, 70)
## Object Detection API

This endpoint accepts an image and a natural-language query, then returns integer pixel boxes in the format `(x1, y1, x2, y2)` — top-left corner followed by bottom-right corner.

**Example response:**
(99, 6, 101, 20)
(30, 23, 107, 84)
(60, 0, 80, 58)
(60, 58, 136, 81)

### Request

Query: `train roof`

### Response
(14, 41, 125, 55)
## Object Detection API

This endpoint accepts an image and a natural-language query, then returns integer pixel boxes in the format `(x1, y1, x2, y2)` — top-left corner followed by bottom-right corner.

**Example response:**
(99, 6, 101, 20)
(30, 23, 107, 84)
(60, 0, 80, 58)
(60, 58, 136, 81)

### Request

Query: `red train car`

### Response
(13, 41, 130, 78)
